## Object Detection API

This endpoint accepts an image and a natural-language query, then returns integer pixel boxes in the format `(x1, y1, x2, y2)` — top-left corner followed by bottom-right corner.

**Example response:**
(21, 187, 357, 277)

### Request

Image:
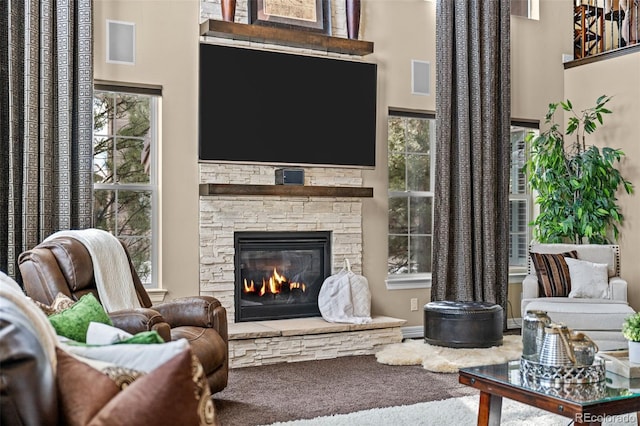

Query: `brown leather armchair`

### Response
(18, 234, 228, 394)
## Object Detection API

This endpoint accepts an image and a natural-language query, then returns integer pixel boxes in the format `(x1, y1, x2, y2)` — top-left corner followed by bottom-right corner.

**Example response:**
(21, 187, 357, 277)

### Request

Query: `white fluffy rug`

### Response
(264, 394, 636, 426)
(374, 335, 523, 373)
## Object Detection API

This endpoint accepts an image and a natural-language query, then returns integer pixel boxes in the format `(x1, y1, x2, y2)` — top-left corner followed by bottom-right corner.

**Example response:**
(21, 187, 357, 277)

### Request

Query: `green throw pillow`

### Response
(117, 331, 165, 345)
(48, 293, 112, 343)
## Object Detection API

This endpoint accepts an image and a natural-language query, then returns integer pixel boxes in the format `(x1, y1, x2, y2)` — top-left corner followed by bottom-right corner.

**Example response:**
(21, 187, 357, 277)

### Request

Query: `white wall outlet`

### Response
(410, 298, 418, 311)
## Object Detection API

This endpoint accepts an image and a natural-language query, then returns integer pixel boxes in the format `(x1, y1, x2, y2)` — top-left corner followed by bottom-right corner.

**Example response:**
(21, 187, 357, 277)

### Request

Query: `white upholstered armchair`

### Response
(521, 243, 635, 351)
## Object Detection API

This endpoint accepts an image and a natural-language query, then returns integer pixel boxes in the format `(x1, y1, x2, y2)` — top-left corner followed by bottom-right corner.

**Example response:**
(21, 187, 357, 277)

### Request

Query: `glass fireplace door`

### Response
(234, 231, 331, 322)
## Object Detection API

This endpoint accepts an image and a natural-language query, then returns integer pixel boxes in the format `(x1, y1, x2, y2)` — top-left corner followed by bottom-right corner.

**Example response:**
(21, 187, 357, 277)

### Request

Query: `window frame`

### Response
(509, 120, 539, 275)
(385, 113, 539, 290)
(386, 109, 436, 290)
(93, 82, 161, 289)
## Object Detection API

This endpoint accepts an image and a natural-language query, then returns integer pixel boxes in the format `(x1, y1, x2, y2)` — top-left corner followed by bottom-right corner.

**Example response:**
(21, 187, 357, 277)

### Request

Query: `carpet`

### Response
(375, 335, 523, 372)
(215, 354, 476, 425)
(263, 394, 637, 426)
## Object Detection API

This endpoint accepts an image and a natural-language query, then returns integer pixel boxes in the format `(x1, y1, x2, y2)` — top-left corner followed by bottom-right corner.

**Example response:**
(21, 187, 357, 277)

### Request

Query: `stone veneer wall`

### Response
(199, 163, 367, 324)
(230, 326, 404, 368)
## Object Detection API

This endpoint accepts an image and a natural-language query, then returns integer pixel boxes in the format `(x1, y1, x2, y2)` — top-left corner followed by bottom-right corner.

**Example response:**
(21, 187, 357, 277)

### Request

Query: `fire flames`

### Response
(243, 268, 306, 296)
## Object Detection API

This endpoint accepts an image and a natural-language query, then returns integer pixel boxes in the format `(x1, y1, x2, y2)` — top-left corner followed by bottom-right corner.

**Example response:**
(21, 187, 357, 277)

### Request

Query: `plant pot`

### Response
(628, 340, 640, 364)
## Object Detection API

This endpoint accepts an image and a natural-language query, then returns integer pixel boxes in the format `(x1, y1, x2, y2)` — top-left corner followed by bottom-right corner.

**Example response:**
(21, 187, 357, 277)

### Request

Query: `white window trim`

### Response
(385, 273, 431, 290)
(147, 288, 168, 303)
(386, 112, 436, 287)
(149, 96, 159, 289)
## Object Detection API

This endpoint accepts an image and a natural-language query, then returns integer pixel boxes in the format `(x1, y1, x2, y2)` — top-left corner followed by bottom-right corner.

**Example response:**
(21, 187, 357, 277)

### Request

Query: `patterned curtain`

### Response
(431, 0, 511, 320)
(0, 0, 93, 280)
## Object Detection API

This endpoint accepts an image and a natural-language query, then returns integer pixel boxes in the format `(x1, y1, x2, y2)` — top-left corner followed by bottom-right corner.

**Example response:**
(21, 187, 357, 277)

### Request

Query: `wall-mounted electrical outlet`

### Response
(410, 298, 418, 311)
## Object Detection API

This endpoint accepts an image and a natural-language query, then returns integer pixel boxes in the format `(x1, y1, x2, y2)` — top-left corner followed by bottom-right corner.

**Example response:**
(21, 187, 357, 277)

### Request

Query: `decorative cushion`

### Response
(86, 322, 134, 345)
(48, 293, 112, 343)
(50, 293, 77, 312)
(33, 292, 76, 316)
(86, 322, 165, 345)
(56, 346, 216, 426)
(565, 257, 610, 299)
(60, 338, 190, 373)
(530, 250, 578, 297)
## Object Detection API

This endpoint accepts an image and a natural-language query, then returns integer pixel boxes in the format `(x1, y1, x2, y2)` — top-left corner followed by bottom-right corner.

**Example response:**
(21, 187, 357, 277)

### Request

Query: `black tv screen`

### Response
(199, 43, 377, 167)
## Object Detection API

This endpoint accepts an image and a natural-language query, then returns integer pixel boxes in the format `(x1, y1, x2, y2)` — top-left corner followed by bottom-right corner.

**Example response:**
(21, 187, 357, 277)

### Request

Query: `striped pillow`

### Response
(530, 251, 579, 297)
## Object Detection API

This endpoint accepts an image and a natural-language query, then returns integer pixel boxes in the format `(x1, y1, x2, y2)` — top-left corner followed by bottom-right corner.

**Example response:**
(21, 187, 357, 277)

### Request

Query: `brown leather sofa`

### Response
(18, 235, 228, 394)
(1, 277, 59, 426)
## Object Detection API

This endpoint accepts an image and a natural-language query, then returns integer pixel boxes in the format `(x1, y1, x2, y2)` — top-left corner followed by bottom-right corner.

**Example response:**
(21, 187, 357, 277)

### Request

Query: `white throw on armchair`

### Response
(521, 243, 636, 351)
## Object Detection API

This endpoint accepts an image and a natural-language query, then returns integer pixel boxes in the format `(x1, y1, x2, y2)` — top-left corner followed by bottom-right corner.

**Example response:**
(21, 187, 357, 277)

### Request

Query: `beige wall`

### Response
(510, 0, 573, 120)
(564, 54, 640, 311)
(360, 0, 436, 328)
(94, 0, 201, 299)
(94, 0, 635, 328)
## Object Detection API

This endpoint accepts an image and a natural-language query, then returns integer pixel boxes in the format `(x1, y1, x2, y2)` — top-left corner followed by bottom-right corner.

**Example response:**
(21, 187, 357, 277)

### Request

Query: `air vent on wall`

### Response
(411, 60, 430, 96)
(107, 20, 135, 65)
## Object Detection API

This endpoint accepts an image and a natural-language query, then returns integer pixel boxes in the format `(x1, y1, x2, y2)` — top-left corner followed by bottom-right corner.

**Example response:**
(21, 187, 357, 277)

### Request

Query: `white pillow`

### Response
(59, 338, 189, 373)
(86, 321, 134, 345)
(564, 257, 609, 299)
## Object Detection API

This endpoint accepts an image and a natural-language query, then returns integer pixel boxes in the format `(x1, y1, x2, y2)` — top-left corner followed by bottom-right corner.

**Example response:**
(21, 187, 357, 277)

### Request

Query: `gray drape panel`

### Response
(432, 0, 511, 318)
(1, 0, 93, 279)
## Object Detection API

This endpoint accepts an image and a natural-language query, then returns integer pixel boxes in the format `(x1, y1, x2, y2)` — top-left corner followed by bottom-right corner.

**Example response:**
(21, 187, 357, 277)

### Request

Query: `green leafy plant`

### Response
(622, 313, 640, 342)
(523, 95, 634, 244)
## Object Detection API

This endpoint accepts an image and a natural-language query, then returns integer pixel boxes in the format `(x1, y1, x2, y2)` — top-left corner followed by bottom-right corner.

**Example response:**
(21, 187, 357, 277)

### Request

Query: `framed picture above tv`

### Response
(248, 0, 331, 34)
(199, 43, 377, 168)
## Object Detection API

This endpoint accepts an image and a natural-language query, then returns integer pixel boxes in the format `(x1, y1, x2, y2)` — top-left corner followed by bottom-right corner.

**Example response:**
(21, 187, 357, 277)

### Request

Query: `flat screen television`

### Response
(199, 43, 377, 168)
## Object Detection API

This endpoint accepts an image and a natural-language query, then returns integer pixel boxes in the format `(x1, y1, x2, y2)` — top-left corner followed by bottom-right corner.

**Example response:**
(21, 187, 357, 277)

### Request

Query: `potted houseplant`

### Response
(622, 313, 640, 363)
(524, 95, 634, 244)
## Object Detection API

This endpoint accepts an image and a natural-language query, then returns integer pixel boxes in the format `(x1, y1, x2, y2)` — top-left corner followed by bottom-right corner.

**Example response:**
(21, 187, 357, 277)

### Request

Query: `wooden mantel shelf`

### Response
(199, 184, 373, 198)
(199, 20, 374, 56)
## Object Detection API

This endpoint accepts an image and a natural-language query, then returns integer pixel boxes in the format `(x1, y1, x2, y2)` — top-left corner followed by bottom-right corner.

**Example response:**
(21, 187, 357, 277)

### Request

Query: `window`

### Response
(509, 123, 538, 268)
(386, 110, 435, 289)
(386, 113, 537, 288)
(92, 86, 159, 287)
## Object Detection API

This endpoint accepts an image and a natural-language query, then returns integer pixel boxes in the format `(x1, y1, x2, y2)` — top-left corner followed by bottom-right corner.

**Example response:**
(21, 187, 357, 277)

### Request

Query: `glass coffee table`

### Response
(459, 359, 640, 425)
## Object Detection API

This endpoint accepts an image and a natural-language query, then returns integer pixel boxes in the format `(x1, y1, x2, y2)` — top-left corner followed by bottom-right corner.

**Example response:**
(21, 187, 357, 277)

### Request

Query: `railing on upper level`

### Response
(574, 0, 639, 59)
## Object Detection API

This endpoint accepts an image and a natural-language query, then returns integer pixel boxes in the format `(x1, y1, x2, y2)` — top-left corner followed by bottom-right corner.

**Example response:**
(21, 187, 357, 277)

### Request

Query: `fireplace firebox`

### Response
(234, 231, 331, 322)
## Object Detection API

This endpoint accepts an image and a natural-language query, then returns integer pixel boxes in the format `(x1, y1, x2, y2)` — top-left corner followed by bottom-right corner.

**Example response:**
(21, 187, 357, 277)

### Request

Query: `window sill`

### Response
(385, 275, 431, 290)
(146, 288, 168, 304)
(384, 269, 528, 291)
(509, 270, 527, 284)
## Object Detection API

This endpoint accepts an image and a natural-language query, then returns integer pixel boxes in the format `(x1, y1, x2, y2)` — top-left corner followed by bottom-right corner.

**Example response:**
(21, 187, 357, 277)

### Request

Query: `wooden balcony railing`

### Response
(574, 0, 639, 59)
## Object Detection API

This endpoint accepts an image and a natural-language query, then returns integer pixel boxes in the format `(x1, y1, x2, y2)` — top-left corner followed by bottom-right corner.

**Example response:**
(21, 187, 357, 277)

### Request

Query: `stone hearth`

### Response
(229, 316, 406, 368)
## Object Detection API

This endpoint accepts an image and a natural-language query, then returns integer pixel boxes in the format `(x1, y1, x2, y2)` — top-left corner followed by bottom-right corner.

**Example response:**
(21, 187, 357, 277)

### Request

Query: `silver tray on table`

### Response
(519, 355, 606, 384)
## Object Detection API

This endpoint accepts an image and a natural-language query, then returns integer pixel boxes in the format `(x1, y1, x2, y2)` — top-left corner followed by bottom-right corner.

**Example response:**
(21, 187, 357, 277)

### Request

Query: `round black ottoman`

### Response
(423, 301, 503, 348)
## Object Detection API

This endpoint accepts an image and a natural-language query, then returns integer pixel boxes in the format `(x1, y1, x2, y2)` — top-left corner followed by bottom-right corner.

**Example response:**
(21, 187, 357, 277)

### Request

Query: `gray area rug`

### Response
(214, 352, 478, 426)
(262, 394, 570, 426)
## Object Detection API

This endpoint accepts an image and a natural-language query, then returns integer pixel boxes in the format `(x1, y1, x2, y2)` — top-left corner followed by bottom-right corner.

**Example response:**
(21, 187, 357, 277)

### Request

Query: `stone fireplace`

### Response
(199, 163, 405, 367)
(199, 163, 368, 321)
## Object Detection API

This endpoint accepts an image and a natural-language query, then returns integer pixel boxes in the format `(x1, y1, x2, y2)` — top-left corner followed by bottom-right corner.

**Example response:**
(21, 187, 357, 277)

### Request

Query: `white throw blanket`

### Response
(44, 229, 141, 312)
